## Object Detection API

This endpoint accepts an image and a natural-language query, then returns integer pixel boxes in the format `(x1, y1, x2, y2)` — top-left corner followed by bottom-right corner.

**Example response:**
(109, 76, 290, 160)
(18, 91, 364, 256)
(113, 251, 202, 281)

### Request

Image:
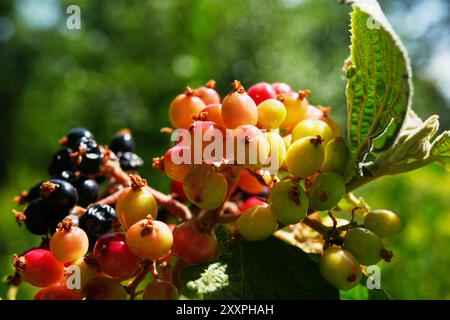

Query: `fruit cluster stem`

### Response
(301, 216, 329, 235)
(148, 187, 192, 221)
(127, 261, 151, 300)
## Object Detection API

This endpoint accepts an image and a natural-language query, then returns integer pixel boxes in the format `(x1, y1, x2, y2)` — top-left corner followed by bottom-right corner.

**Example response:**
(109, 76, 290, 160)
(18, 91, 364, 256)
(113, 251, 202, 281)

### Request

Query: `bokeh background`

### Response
(0, 0, 449, 299)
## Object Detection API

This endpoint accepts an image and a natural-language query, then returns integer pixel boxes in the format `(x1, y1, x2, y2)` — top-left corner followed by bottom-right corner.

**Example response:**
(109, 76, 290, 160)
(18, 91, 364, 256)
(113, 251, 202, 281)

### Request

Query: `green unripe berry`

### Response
(292, 119, 334, 144)
(321, 137, 350, 174)
(236, 205, 278, 241)
(285, 136, 324, 178)
(183, 165, 228, 210)
(309, 172, 345, 210)
(269, 180, 309, 225)
(344, 227, 383, 266)
(320, 247, 361, 290)
(364, 210, 403, 242)
(342, 160, 356, 183)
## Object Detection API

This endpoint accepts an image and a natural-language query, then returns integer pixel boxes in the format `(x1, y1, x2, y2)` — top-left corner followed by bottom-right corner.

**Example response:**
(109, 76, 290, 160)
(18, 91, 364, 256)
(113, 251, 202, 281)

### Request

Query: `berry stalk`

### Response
(126, 260, 152, 300)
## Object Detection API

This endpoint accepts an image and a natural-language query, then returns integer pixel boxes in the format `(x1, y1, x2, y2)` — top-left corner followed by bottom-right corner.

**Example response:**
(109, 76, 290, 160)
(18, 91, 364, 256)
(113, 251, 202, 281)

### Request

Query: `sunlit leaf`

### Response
(346, 0, 412, 164)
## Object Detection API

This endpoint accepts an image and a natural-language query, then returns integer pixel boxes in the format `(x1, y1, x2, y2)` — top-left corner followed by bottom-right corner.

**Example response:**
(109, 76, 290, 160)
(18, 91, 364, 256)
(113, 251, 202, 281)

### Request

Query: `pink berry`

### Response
(247, 82, 277, 105)
(272, 82, 293, 95)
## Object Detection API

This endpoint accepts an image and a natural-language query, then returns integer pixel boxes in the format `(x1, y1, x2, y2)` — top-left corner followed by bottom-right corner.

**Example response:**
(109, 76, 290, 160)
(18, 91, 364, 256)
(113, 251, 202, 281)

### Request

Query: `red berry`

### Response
(37, 282, 84, 300)
(34, 288, 47, 300)
(239, 197, 267, 212)
(172, 221, 218, 265)
(272, 82, 293, 95)
(143, 279, 179, 300)
(93, 232, 141, 280)
(83, 277, 127, 300)
(14, 249, 64, 287)
(195, 80, 221, 105)
(170, 180, 188, 202)
(247, 82, 277, 105)
(126, 217, 173, 260)
(39, 240, 50, 251)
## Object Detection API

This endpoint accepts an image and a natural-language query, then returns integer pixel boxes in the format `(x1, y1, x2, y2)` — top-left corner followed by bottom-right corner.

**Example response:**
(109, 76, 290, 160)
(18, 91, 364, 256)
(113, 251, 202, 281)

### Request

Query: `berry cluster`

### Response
(162, 79, 404, 291)
(10, 128, 173, 300)
(8, 79, 404, 299)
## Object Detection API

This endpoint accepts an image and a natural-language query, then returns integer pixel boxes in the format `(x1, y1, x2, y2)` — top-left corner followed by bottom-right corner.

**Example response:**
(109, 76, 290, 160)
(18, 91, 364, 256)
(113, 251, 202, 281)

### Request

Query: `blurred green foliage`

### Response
(0, 0, 448, 299)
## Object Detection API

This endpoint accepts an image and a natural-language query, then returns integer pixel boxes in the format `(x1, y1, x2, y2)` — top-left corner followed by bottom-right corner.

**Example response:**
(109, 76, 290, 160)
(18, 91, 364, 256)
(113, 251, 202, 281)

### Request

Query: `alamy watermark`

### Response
(66, 265, 81, 289)
(66, 5, 81, 30)
(366, 16, 381, 30)
(366, 265, 381, 290)
(169, 127, 281, 174)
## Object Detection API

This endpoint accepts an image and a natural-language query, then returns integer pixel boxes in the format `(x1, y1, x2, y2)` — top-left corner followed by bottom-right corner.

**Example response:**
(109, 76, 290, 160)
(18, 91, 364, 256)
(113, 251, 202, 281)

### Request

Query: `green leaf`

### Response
(340, 284, 368, 300)
(340, 274, 392, 300)
(346, 0, 412, 164)
(181, 229, 339, 299)
(368, 286, 392, 300)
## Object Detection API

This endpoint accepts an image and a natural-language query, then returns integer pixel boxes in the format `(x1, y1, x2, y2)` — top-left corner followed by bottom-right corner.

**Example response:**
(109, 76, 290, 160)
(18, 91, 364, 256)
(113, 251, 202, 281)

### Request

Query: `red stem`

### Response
(127, 261, 151, 300)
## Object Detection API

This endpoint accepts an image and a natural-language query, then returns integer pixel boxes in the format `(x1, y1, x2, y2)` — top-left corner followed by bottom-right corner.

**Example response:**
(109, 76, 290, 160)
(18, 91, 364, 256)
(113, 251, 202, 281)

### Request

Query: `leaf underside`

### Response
(431, 131, 450, 171)
(432, 131, 450, 157)
(346, 0, 412, 163)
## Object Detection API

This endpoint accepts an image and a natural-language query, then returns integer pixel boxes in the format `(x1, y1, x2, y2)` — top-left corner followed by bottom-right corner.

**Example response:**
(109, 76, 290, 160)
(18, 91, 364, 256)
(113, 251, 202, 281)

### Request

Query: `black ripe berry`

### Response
(23, 182, 43, 204)
(109, 130, 135, 154)
(79, 152, 103, 175)
(72, 177, 100, 207)
(64, 128, 94, 149)
(74, 137, 103, 175)
(52, 170, 76, 183)
(79, 204, 117, 238)
(76, 136, 100, 153)
(23, 199, 51, 235)
(47, 210, 74, 235)
(48, 148, 75, 176)
(40, 179, 78, 211)
(117, 152, 143, 171)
